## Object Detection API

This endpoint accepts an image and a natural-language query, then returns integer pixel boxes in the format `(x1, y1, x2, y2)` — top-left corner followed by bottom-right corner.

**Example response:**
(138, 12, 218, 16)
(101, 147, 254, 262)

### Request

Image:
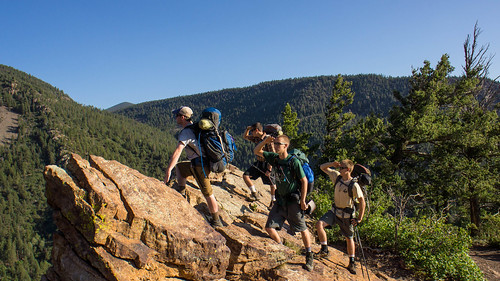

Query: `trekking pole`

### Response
(353, 228, 366, 278)
(355, 226, 371, 281)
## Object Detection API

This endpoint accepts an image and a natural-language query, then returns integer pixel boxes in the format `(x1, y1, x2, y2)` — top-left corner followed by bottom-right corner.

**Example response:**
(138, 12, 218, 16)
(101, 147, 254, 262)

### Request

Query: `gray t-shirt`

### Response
(178, 127, 201, 160)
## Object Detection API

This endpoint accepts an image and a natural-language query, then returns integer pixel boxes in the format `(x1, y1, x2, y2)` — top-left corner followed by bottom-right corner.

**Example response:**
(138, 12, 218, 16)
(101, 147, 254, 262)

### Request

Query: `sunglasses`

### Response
(339, 166, 348, 170)
(273, 142, 286, 146)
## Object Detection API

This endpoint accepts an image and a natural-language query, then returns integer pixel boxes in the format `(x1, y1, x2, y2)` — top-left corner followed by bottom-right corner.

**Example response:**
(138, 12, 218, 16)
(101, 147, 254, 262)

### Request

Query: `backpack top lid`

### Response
(263, 124, 283, 137)
(351, 164, 372, 187)
(201, 107, 221, 128)
(288, 148, 309, 164)
(351, 164, 371, 177)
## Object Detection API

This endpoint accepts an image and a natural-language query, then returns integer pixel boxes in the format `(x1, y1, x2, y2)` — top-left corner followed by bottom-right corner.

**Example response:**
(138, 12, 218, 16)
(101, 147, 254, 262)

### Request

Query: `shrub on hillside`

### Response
(358, 214, 395, 249)
(397, 217, 483, 280)
(358, 214, 484, 280)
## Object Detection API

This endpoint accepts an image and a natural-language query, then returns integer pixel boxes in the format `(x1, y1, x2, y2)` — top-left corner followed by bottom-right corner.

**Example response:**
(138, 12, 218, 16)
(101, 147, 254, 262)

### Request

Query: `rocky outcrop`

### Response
(44, 153, 387, 281)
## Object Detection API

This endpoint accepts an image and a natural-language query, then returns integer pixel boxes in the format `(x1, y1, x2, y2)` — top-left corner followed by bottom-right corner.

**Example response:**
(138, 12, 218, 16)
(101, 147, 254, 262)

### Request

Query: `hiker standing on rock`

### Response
(315, 160, 366, 274)
(254, 134, 314, 271)
(164, 106, 223, 228)
(242, 122, 276, 203)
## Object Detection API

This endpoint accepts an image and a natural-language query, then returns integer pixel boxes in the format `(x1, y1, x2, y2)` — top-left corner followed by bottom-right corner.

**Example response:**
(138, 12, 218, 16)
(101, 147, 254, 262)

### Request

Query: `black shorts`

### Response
(243, 161, 273, 185)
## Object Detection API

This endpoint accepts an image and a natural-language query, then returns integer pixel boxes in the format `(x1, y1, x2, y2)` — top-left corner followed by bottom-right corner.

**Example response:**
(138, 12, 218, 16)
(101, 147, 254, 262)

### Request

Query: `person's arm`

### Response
(254, 136, 273, 158)
(352, 196, 366, 226)
(243, 126, 253, 141)
(164, 142, 185, 184)
(265, 142, 275, 174)
(299, 176, 308, 210)
(320, 161, 339, 173)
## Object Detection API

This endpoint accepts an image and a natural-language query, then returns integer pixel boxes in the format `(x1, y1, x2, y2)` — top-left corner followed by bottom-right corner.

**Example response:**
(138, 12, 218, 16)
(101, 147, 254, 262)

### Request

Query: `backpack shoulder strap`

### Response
(335, 176, 356, 199)
(347, 181, 355, 199)
(334, 175, 342, 188)
(286, 155, 301, 181)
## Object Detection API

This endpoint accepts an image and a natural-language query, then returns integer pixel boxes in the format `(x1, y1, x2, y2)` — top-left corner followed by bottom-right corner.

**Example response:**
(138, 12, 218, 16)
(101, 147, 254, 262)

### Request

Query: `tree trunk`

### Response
(470, 195, 480, 237)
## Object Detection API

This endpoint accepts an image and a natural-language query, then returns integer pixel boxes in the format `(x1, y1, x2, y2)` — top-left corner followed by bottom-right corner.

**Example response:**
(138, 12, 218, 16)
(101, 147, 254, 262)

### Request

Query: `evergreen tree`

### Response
(322, 74, 356, 161)
(281, 103, 311, 153)
(385, 25, 499, 235)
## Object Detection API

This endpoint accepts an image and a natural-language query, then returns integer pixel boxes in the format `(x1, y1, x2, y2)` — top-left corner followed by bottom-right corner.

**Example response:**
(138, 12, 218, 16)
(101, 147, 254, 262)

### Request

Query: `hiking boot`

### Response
(174, 185, 187, 198)
(178, 189, 186, 198)
(347, 260, 356, 274)
(316, 248, 329, 258)
(210, 213, 223, 228)
(210, 217, 223, 228)
(304, 251, 314, 271)
(247, 191, 259, 202)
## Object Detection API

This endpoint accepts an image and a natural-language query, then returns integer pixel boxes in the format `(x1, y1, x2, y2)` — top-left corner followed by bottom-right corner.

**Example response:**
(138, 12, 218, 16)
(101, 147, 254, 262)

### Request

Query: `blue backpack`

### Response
(191, 107, 237, 175)
(287, 148, 314, 194)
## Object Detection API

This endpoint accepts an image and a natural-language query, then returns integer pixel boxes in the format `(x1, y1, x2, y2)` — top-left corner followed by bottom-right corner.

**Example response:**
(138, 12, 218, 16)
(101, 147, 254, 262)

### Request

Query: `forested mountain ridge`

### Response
(117, 74, 410, 131)
(116, 74, 411, 168)
(0, 64, 177, 280)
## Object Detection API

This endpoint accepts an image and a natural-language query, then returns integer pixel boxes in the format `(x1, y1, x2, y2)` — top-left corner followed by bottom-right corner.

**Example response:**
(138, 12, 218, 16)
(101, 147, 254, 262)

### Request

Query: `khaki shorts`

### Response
(319, 210, 354, 238)
(176, 161, 213, 197)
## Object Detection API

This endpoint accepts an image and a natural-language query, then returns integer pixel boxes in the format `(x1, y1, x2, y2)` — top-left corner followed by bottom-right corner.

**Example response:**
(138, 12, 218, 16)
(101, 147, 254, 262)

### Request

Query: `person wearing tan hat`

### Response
(164, 106, 223, 227)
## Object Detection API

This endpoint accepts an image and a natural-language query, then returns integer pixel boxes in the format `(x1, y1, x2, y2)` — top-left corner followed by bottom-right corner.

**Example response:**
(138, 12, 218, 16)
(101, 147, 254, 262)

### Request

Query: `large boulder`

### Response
(44, 154, 230, 281)
(44, 153, 387, 281)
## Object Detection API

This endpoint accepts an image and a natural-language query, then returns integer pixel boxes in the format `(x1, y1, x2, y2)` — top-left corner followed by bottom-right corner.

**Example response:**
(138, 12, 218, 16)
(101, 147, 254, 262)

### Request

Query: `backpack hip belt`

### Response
(332, 204, 355, 219)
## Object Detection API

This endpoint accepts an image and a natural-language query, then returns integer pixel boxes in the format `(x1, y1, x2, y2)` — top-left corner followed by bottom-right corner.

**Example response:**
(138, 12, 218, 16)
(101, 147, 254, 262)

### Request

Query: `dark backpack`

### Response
(263, 124, 283, 137)
(334, 164, 371, 212)
(287, 148, 315, 195)
(189, 107, 237, 175)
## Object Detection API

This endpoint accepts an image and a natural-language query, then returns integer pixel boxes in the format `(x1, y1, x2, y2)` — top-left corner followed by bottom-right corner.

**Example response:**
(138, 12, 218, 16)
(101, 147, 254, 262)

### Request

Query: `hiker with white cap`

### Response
(164, 106, 223, 227)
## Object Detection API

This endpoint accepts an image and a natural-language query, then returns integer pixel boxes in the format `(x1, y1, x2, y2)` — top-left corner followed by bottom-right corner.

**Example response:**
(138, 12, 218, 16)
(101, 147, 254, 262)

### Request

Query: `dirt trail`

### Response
(470, 246, 500, 281)
(0, 106, 20, 145)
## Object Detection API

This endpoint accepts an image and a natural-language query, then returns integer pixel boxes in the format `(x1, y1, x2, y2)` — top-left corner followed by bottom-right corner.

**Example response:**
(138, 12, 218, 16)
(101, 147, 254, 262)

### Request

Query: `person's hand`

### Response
(351, 218, 361, 226)
(300, 199, 307, 211)
(164, 171, 171, 185)
(263, 135, 275, 144)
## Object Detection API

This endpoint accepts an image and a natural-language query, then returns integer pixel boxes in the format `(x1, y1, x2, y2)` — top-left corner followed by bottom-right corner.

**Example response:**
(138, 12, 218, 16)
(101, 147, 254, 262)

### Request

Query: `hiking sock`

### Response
(248, 186, 258, 201)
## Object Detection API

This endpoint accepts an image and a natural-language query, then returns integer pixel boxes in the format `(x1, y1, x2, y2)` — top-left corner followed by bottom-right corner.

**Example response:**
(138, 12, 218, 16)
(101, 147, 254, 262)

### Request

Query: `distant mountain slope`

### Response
(116, 74, 411, 167)
(0, 64, 177, 280)
(106, 101, 134, 112)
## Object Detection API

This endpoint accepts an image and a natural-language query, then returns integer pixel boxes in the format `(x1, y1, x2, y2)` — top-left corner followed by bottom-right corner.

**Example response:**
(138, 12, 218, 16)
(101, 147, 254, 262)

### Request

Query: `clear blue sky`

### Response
(2, 1, 499, 109)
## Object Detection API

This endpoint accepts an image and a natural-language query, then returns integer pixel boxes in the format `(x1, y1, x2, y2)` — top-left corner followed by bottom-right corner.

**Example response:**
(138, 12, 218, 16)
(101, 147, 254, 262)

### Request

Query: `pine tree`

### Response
(281, 103, 311, 153)
(322, 74, 355, 161)
(385, 25, 499, 235)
